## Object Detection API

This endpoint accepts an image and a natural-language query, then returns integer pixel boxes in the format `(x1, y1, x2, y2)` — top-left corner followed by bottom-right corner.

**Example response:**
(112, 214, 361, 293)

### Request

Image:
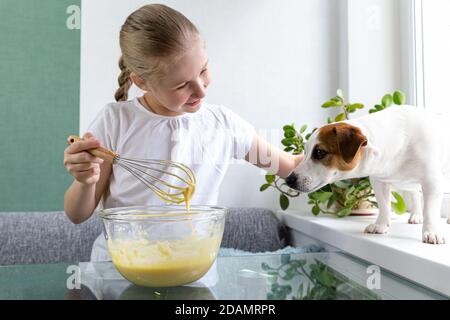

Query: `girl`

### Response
(63, 4, 302, 263)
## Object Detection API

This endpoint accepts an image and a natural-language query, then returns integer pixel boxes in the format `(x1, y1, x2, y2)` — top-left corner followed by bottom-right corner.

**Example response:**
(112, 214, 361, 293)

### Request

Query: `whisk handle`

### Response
(67, 135, 118, 164)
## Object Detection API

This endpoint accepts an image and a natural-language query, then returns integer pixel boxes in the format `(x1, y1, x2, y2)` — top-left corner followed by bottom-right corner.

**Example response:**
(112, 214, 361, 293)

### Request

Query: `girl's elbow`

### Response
(64, 211, 85, 224)
(64, 206, 90, 224)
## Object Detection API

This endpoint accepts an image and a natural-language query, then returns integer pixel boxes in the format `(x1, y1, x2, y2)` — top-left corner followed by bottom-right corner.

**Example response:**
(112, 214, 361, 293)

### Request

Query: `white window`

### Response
(412, 0, 450, 196)
(415, 0, 450, 112)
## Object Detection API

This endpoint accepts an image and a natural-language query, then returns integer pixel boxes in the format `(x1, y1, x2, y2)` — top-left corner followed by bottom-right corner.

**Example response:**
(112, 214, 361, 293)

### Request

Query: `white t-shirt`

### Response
(87, 97, 255, 264)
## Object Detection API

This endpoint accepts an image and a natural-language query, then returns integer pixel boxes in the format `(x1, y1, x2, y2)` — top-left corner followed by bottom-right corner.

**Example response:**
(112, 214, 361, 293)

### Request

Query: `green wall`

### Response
(0, 0, 80, 211)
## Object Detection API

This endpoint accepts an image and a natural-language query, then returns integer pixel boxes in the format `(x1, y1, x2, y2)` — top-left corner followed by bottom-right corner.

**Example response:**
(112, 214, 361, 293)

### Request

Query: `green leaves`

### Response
(393, 90, 406, 105)
(391, 191, 407, 214)
(369, 90, 406, 113)
(312, 205, 320, 216)
(333, 180, 351, 189)
(336, 207, 352, 217)
(283, 129, 296, 138)
(281, 123, 306, 155)
(352, 103, 365, 109)
(267, 283, 292, 300)
(265, 174, 276, 184)
(309, 191, 333, 203)
(321, 90, 344, 108)
(264, 257, 379, 300)
(322, 89, 364, 122)
(382, 94, 393, 108)
(260, 174, 275, 192)
(334, 113, 346, 122)
(322, 100, 342, 108)
(262, 120, 313, 211)
(346, 103, 364, 113)
(307, 178, 374, 217)
(315, 268, 336, 287)
(280, 194, 289, 210)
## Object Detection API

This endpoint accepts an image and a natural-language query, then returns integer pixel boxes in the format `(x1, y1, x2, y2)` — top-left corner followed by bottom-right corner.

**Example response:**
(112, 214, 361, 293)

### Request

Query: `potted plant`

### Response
(260, 89, 407, 217)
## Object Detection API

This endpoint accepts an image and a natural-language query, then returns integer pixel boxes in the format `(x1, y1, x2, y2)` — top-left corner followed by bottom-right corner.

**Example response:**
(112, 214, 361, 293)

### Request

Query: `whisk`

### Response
(67, 136, 196, 205)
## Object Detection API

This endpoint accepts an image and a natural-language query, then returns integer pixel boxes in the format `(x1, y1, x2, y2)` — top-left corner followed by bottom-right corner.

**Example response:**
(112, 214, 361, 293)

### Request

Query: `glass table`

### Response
(0, 251, 447, 300)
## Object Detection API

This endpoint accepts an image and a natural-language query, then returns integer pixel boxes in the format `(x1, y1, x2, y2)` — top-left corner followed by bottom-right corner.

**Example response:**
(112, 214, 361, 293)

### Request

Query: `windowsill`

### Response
(278, 210, 450, 297)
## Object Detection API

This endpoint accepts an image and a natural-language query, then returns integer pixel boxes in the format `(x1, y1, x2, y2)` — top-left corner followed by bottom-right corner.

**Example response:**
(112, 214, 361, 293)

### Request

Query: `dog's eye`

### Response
(312, 147, 328, 160)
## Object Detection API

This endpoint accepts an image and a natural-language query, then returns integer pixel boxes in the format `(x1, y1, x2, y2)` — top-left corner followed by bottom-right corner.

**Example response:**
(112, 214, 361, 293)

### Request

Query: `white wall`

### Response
(80, 0, 352, 211)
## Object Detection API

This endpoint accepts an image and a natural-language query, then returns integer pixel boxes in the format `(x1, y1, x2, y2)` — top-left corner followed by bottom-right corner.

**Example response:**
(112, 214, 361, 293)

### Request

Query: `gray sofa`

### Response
(0, 207, 288, 265)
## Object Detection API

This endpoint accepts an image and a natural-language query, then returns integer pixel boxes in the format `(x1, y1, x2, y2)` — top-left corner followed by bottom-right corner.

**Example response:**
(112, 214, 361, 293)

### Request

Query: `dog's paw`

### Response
(408, 214, 423, 224)
(364, 223, 389, 234)
(422, 226, 446, 244)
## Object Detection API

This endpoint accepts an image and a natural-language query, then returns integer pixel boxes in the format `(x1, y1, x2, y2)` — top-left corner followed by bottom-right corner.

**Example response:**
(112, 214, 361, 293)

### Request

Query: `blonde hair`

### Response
(114, 4, 200, 102)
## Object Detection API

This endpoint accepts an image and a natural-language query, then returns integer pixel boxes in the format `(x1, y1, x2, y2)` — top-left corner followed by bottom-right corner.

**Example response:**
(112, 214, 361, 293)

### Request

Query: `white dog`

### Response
(286, 105, 450, 244)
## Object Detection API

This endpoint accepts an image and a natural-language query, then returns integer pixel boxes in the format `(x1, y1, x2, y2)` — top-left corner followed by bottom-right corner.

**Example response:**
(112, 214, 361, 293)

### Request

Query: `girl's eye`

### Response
(312, 147, 328, 160)
(175, 69, 207, 90)
(175, 83, 188, 90)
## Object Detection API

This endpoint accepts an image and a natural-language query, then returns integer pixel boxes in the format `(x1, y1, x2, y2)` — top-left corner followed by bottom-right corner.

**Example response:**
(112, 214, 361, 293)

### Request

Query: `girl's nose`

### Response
(193, 79, 206, 99)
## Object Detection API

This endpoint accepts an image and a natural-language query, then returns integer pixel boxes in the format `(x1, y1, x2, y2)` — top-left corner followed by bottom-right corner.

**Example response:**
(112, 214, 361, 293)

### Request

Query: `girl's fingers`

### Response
(68, 151, 104, 164)
(92, 157, 104, 164)
(66, 137, 101, 154)
(74, 168, 100, 184)
(82, 132, 95, 139)
(68, 162, 100, 173)
(63, 132, 103, 185)
(64, 152, 104, 169)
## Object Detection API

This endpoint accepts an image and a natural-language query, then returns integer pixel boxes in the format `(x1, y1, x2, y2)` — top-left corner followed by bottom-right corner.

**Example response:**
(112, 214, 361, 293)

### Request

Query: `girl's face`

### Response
(141, 39, 211, 116)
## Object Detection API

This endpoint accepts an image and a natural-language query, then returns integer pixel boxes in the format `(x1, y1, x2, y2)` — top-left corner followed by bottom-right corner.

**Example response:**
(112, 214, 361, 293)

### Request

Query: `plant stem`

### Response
(272, 178, 300, 197)
(299, 264, 316, 286)
(343, 105, 349, 120)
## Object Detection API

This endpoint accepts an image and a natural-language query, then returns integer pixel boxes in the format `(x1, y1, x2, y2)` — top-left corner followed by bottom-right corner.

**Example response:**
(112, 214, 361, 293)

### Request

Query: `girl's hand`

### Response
(63, 132, 104, 185)
(294, 154, 304, 167)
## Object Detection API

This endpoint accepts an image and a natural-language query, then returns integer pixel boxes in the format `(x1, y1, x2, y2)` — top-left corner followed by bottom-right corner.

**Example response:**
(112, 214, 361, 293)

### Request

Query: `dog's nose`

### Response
(286, 173, 298, 188)
(298, 176, 313, 192)
(286, 174, 313, 192)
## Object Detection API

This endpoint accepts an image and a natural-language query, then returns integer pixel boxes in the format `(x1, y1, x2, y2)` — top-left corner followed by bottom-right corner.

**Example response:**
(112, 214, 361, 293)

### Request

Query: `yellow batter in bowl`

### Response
(98, 205, 227, 287)
(108, 234, 222, 287)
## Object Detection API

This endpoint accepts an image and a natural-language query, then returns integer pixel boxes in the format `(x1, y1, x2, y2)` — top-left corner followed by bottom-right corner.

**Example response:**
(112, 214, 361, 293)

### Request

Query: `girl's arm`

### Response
(245, 134, 303, 178)
(63, 133, 112, 224)
(64, 161, 112, 224)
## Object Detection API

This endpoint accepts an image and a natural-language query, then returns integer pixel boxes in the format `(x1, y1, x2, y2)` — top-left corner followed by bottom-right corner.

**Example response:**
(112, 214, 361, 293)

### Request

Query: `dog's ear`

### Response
(333, 125, 368, 164)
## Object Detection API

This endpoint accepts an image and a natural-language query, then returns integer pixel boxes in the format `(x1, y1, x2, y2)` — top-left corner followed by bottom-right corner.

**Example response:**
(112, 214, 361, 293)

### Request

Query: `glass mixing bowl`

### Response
(98, 205, 227, 287)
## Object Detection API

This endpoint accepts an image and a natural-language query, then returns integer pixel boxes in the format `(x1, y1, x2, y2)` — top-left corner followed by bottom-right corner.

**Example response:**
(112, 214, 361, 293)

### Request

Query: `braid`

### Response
(114, 55, 132, 102)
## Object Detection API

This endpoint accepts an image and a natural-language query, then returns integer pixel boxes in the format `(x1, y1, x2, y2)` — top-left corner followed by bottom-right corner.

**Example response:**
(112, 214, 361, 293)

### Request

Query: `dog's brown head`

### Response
(285, 122, 368, 192)
(315, 122, 368, 171)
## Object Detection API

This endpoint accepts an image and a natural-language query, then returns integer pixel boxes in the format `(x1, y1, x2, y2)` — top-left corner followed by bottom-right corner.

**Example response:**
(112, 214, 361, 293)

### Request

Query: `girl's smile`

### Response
(185, 98, 202, 108)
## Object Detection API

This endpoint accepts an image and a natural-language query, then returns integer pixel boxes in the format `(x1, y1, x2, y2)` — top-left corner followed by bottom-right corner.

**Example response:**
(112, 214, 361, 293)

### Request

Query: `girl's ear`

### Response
(130, 72, 150, 91)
